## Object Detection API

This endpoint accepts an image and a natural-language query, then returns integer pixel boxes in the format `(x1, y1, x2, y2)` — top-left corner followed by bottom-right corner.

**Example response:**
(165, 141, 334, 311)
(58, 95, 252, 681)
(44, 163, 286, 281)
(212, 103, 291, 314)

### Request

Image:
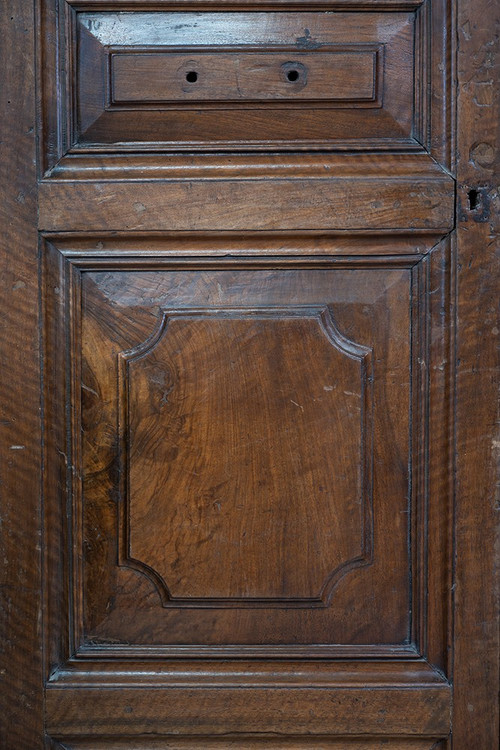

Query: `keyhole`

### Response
(185, 71, 198, 83)
(287, 69, 299, 82)
(468, 188, 479, 210)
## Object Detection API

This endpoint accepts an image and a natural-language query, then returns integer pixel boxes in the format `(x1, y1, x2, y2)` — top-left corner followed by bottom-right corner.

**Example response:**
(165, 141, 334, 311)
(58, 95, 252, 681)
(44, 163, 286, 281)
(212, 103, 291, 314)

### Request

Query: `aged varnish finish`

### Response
(0, 0, 498, 748)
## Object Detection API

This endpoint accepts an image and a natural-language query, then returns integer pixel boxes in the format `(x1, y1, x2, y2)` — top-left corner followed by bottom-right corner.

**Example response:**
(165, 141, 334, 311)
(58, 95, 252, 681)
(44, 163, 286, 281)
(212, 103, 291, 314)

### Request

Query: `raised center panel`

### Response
(120, 307, 372, 605)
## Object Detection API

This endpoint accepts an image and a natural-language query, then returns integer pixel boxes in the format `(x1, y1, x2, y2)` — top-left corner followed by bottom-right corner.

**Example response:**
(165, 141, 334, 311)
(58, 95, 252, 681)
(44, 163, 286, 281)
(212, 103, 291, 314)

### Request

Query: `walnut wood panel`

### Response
(41, 241, 454, 664)
(81, 263, 400, 647)
(119, 307, 372, 605)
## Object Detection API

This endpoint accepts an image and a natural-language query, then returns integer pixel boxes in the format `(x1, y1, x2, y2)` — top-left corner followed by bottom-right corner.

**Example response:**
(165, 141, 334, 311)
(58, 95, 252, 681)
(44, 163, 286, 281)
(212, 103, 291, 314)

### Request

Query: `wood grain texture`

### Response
(39, 0, 452, 171)
(38, 175, 454, 232)
(60, 258, 411, 651)
(2, 0, 498, 745)
(77, 12, 393, 62)
(46, 152, 450, 182)
(74, 11, 408, 147)
(453, 0, 500, 746)
(110, 49, 379, 103)
(0, 0, 43, 748)
(423, 240, 454, 674)
(39, 230, 440, 256)
(48, 659, 448, 687)
(119, 307, 372, 604)
(48, 259, 409, 648)
(45, 685, 451, 737)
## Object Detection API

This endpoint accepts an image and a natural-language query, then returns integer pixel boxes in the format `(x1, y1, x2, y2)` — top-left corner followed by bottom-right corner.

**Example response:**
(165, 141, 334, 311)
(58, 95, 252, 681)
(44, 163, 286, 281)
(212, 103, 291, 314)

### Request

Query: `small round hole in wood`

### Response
(280, 61, 307, 89)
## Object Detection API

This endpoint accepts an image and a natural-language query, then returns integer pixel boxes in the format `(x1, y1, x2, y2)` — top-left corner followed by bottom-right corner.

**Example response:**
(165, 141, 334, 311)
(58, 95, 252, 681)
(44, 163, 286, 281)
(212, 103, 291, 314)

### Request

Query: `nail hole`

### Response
(468, 188, 479, 210)
(185, 71, 198, 83)
(286, 69, 299, 82)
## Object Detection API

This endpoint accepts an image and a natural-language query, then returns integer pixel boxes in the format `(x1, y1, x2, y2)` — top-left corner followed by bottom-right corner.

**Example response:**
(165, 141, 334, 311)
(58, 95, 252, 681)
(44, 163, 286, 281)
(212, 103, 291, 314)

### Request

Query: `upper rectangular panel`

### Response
(74, 10, 413, 149)
(110, 48, 380, 104)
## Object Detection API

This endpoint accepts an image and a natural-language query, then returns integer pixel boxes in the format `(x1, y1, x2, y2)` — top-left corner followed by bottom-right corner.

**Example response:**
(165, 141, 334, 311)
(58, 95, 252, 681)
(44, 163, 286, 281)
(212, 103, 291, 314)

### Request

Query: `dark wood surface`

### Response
(453, 1, 500, 747)
(75, 11, 408, 146)
(110, 50, 378, 103)
(0, 1, 44, 748)
(1, 0, 499, 748)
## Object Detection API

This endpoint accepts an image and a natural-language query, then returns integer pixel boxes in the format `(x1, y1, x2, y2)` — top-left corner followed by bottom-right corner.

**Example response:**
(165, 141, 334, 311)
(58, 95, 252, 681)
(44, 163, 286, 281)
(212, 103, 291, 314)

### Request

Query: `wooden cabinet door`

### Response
(1, 0, 498, 748)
